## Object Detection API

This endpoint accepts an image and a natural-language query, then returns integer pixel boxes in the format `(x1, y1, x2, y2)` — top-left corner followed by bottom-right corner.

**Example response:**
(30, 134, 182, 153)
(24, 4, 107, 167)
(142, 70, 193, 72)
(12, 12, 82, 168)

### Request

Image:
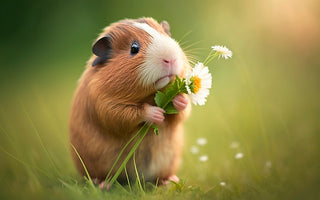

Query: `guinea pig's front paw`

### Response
(173, 94, 189, 112)
(144, 104, 165, 125)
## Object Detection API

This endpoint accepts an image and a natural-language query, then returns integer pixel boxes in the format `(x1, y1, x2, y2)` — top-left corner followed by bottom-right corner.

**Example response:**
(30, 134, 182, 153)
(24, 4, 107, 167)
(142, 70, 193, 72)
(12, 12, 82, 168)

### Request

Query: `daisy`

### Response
(235, 152, 244, 159)
(190, 145, 199, 154)
(220, 182, 226, 186)
(230, 141, 240, 149)
(211, 45, 232, 59)
(265, 160, 272, 168)
(199, 155, 208, 162)
(185, 62, 212, 106)
(197, 137, 207, 146)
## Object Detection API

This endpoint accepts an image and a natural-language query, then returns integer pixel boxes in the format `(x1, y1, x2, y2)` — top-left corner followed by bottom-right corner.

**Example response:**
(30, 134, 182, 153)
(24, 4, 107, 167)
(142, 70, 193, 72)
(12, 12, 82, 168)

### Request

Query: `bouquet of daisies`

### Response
(105, 45, 232, 187)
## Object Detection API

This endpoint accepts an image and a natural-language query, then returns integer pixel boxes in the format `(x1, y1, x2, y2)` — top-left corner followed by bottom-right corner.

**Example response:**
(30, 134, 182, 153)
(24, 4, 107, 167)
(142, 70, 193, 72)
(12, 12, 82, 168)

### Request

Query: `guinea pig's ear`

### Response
(92, 35, 112, 67)
(161, 21, 171, 37)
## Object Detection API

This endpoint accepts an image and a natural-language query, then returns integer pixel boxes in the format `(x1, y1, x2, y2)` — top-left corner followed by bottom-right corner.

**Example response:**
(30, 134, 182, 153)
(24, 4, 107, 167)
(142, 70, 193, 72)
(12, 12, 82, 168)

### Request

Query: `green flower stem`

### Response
(203, 49, 214, 65)
(162, 86, 185, 109)
(204, 52, 219, 66)
(161, 77, 188, 109)
(105, 124, 145, 183)
(108, 123, 152, 186)
(106, 123, 150, 186)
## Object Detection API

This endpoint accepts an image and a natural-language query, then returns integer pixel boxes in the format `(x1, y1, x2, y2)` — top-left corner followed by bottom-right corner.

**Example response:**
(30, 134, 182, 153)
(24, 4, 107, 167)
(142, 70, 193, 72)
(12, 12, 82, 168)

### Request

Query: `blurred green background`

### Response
(1, 0, 320, 199)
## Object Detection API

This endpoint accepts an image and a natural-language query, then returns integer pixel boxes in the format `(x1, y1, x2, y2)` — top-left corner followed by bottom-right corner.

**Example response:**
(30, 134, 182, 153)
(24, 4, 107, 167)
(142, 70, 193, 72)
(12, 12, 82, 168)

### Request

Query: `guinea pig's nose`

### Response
(162, 58, 177, 68)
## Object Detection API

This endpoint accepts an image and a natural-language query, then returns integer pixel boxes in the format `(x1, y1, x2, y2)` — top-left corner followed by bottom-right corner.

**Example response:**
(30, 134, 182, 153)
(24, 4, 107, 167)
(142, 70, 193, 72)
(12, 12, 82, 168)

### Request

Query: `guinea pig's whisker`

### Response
(187, 60, 197, 66)
(189, 58, 199, 63)
(184, 47, 206, 53)
(184, 51, 198, 58)
(177, 31, 192, 44)
(178, 40, 191, 48)
(185, 53, 200, 64)
(180, 40, 202, 50)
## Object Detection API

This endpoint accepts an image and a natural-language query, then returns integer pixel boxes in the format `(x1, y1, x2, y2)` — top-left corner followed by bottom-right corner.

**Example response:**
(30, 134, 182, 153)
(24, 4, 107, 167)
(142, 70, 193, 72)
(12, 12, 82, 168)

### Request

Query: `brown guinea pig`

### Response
(69, 17, 191, 186)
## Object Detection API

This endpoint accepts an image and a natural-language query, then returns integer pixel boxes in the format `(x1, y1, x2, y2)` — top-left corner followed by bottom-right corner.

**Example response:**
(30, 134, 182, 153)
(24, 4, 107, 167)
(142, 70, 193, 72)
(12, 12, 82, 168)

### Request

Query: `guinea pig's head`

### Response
(89, 18, 189, 99)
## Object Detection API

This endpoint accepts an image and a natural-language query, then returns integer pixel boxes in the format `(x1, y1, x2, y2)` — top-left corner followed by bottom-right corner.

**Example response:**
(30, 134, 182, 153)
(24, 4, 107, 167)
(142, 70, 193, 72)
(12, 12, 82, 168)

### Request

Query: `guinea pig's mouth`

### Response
(154, 74, 175, 90)
(155, 74, 175, 84)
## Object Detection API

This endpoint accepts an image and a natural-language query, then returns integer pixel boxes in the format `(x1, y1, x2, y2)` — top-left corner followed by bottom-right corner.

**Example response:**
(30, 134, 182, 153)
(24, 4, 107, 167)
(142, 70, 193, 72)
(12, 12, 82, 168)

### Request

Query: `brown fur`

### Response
(69, 17, 190, 183)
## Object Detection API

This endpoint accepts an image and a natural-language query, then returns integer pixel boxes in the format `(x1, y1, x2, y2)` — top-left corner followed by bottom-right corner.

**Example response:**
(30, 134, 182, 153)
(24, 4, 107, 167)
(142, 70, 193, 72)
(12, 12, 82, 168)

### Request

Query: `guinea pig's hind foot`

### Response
(98, 180, 111, 190)
(162, 175, 180, 185)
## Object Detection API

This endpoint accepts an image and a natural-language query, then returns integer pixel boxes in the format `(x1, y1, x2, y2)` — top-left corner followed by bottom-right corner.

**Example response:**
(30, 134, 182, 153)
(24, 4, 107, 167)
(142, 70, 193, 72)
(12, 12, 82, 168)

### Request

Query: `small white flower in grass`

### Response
(197, 137, 207, 146)
(265, 160, 272, 168)
(235, 152, 244, 159)
(220, 182, 226, 186)
(190, 145, 199, 154)
(230, 141, 240, 149)
(211, 45, 232, 59)
(185, 63, 212, 106)
(199, 155, 208, 162)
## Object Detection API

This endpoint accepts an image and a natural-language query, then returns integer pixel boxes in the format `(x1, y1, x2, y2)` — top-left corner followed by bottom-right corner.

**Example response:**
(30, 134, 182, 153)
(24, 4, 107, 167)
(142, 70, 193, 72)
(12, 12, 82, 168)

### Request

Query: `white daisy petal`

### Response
(265, 160, 272, 168)
(197, 137, 207, 145)
(184, 62, 212, 106)
(199, 155, 208, 162)
(230, 141, 240, 149)
(220, 182, 226, 186)
(235, 152, 244, 159)
(190, 145, 199, 154)
(184, 79, 192, 94)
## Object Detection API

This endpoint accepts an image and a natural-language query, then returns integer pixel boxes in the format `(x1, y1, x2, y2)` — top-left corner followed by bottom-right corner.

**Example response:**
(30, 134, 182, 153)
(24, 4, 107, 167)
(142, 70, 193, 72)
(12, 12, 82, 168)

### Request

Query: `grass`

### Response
(1, 45, 320, 200)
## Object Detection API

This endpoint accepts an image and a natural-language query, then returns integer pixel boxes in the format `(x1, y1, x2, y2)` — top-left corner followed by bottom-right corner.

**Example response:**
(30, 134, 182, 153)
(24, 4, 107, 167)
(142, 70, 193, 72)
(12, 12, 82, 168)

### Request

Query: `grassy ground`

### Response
(1, 46, 319, 199)
(1, 0, 320, 199)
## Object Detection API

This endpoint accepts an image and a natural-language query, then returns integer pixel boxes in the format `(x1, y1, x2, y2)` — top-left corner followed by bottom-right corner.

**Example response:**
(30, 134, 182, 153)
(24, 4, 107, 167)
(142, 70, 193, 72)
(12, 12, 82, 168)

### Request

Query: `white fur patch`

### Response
(133, 22, 161, 39)
(133, 22, 184, 89)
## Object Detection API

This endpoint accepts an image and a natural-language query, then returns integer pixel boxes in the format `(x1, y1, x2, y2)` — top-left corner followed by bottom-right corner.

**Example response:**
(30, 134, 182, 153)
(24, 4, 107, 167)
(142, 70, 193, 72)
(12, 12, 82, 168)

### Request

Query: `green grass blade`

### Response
(20, 101, 61, 176)
(70, 144, 95, 190)
(0, 126, 14, 144)
(133, 152, 144, 193)
(124, 165, 131, 191)
(0, 145, 50, 178)
(204, 51, 219, 66)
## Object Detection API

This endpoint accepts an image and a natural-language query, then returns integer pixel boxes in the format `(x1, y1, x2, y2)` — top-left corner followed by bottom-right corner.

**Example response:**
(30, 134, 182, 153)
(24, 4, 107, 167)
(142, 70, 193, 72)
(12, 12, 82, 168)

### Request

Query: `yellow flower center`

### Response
(193, 76, 202, 93)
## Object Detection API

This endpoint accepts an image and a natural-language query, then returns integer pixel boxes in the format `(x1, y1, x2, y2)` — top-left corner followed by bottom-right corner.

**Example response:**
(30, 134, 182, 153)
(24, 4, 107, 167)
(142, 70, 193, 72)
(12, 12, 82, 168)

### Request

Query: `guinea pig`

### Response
(69, 17, 191, 186)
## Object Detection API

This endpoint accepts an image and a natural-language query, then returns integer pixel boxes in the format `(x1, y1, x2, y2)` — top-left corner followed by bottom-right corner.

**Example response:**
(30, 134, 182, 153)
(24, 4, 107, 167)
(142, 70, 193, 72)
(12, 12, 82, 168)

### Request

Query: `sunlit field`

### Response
(1, 0, 320, 199)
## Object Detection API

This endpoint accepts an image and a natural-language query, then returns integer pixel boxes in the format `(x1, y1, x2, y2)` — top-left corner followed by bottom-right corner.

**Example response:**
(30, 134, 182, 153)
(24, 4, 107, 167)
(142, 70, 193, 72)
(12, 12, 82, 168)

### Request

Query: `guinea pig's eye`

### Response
(130, 41, 140, 55)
